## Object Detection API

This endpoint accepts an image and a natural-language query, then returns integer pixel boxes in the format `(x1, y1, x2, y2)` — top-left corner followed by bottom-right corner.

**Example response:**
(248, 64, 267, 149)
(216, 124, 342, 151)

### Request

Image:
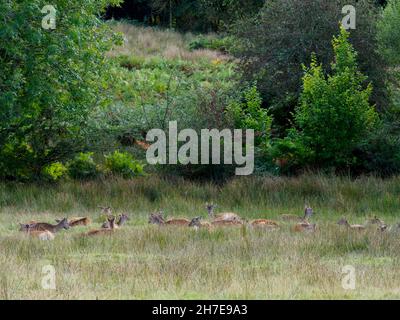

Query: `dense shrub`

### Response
(230, 0, 388, 134)
(377, 0, 400, 66)
(275, 28, 379, 171)
(105, 151, 144, 178)
(41, 162, 68, 182)
(189, 36, 234, 52)
(0, 0, 122, 180)
(67, 153, 99, 180)
(227, 84, 272, 147)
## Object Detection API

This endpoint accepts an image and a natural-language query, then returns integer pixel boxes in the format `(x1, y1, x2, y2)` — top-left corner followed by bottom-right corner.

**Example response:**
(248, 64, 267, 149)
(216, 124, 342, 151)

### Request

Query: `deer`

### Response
(84, 216, 116, 236)
(337, 218, 366, 230)
(291, 206, 316, 232)
(148, 211, 190, 226)
(280, 205, 314, 222)
(102, 213, 129, 229)
(205, 203, 242, 222)
(98, 206, 112, 216)
(55, 217, 91, 227)
(21, 218, 70, 233)
(365, 216, 388, 231)
(249, 219, 279, 228)
(293, 222, 317, 233)
(188, 217, 213, 231)
(19, 224, 55, 240)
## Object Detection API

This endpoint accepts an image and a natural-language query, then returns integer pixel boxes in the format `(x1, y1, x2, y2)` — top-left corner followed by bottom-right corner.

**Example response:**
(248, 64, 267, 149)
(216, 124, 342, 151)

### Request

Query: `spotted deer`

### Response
(22, 218, 70, 233)
(365, 216, 388, 231)
(19, 224, 55, 240)
(148, 211, 190, 226)
(102, 214, 129, 229)
(85, 216, 116, 236)
(56, 217, 91, 227)
(280, 205, 314, 222)
(337, 218, 366, 230)
(205, 203, 242, 222)
(249, 219, 279, 228)
(293, 222, 317, 233)
(188, 217, 213, 230)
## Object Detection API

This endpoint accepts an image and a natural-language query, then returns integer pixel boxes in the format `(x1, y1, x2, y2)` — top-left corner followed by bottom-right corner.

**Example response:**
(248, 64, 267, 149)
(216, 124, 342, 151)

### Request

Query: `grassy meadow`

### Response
(1, 175, 400, 299)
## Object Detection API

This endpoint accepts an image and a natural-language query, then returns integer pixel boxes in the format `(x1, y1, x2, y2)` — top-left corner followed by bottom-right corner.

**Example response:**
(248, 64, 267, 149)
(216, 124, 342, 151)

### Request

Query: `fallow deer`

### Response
(19, 224, 55, 240)
(280, 205, 314, 222)
(85, 216, 116, 236)
(56, 217, 91, 227)
(205, 203, 242, 222)
(102, 213, 129, 229)
(293, 222, 317, 233)
(22, 218, 70, 233)
(148, 211, 190, 226)
(337, 218, 366, 230)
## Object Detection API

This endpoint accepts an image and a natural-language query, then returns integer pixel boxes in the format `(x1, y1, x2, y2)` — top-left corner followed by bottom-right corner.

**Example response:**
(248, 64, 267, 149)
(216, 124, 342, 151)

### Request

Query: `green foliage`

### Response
(230, 0, 388, 134)
(41, 162, 68, 182)
(104, 151, 144, 178)
(67, 152, 99, 180)
(377, 0, 400, 66)
(0, 0, 122, 180)
(189, 35, 234, 52)
(278, 28, 379, 170)
(227, 84, 272, 146)
(148, 0, 264, 31)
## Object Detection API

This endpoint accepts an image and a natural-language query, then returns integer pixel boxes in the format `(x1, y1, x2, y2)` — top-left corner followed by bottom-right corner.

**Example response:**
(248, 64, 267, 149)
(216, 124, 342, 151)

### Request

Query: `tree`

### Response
(230, 0, 388, 134)
(377, 0, 400, 66)
(279, 28, 379, 170)
(0, 0, 122, 180)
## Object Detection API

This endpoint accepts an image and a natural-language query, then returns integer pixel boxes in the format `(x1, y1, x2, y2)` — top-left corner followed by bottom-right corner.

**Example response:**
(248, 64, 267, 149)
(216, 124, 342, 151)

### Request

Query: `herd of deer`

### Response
(17, 203, 397, 241)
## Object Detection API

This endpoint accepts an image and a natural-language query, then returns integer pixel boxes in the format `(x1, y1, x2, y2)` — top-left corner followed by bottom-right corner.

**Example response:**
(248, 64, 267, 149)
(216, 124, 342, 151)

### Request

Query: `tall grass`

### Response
(1, 175, 400, 299)
(108, 22, 225, 62)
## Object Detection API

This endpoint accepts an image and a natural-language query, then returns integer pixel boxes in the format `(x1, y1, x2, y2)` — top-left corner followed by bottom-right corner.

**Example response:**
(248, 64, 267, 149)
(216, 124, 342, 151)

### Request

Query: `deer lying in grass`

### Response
(189, 217, 213, 230)
(291, 206, 316, 232)
(19, 224, 55, 240)
(280, 205, 314, 222)
(20, 218, 70, 233)
(55, 217, 91, 227)
(205, 203, 242, 222)
(337, 218, 366, 230)
(101, 214, 129, 229)
(98, 206, 112, 215)
(148, 211, 190, 226)
(365, 216, 388, 231)
(84, 216, 116, 236)
(293, 222, 317, 233)
(249, 219, 279, 228)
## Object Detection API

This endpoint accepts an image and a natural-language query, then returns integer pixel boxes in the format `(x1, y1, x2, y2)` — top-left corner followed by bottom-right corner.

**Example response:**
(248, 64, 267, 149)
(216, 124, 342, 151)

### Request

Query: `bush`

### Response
(104, 151, 144, 178)
(354, 123, 400, 176)
(68, 152, 99, 180)
(276, 28, 379, 170)
(189, 36, 234, 52)
(377, 0, 400, 66)
(227, 84, 272, 147)
(41, 162, 68, 182)
(0, 0, 122, 180)
(230, 0, 388, 134)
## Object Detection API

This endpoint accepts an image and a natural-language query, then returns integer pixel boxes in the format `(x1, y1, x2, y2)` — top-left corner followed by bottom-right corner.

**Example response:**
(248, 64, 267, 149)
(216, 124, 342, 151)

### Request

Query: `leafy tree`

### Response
(230, 0, 388, 134)
(279, 28, 379, 170)
(377, 0, 400, 66)
(0, 0, 122, 180)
